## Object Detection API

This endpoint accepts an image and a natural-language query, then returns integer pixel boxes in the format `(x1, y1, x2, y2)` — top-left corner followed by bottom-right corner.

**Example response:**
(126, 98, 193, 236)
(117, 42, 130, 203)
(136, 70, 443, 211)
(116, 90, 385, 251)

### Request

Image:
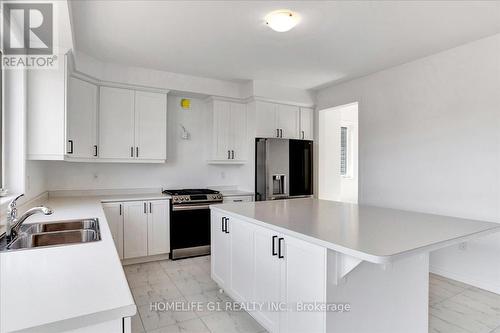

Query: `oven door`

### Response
(170, 204, 211, 259)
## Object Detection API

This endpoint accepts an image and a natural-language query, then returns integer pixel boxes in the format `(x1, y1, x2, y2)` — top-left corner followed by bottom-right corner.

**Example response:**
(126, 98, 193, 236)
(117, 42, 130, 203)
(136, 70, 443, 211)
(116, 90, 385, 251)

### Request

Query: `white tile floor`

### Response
(124, 256, 500, 333)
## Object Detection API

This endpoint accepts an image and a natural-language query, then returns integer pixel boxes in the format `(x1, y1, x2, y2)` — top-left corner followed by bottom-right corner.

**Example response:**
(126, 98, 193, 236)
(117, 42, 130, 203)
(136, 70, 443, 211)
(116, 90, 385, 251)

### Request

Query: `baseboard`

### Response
(430, 265, 500, 294)
(121, 253, 170, 266)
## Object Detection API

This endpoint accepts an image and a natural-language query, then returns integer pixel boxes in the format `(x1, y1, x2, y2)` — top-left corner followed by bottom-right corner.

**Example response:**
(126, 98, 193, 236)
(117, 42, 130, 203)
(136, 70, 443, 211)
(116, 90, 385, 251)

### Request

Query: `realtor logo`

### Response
(2, 3, 53, 55)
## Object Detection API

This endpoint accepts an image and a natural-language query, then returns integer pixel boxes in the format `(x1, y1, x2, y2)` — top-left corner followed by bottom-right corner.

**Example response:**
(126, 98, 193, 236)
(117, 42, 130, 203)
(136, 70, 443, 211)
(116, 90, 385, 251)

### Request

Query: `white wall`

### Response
(315, 33, 500, 292)
(43, 95, 249, 191)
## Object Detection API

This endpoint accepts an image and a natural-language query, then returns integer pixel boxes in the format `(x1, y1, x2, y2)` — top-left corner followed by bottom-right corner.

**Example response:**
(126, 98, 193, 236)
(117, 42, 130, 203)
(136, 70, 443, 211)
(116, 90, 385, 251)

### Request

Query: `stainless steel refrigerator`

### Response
(255, 138, 313, 201)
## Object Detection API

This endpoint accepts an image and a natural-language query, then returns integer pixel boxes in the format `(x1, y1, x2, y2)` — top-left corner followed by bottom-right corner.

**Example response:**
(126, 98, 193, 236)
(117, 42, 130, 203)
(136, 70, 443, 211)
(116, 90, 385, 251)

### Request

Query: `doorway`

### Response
(318, 102, 359, 203)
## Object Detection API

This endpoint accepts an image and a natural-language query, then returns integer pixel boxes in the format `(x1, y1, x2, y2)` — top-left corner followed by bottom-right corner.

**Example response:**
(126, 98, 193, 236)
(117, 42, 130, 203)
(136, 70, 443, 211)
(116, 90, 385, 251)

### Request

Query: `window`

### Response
(340, 126, 348, 176)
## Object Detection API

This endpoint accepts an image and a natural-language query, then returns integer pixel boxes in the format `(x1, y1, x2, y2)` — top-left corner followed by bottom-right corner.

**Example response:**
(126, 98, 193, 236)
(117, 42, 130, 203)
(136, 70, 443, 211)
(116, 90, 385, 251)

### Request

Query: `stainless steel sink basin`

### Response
(24, 219, 99, 234)
(2, 218, 101, 251)
(8, 229, 100, 250)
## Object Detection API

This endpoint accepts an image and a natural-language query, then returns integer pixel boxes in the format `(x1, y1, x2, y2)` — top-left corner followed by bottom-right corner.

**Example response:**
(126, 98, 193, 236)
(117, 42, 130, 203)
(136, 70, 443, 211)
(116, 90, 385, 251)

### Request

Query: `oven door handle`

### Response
(172, 204, 211, 211)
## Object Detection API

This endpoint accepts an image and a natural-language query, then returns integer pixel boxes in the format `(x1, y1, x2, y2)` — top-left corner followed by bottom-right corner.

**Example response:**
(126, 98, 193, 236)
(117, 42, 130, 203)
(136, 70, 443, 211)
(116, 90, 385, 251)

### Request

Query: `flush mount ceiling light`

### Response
(265, 10, 300, 32)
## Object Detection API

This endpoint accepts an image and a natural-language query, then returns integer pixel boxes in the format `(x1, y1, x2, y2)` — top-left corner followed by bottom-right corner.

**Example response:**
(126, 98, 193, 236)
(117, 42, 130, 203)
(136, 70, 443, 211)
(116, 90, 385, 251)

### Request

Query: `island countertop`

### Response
(211, 198, 500, 264)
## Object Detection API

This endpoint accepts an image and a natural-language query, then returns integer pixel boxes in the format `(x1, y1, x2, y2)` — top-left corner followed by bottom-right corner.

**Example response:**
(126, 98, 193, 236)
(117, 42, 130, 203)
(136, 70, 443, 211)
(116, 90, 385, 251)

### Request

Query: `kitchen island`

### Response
(210, 198, 500, 333)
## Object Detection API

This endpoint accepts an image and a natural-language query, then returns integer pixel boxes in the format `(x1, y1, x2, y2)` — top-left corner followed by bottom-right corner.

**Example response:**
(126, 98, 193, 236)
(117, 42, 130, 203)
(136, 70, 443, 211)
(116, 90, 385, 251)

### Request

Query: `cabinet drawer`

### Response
(223, 195, 253, 203)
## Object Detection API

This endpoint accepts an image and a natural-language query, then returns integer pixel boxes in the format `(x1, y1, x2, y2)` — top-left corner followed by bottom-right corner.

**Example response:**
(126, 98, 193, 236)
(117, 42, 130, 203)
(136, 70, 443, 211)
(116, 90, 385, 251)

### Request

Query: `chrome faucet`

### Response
(6, 194, 53, 241)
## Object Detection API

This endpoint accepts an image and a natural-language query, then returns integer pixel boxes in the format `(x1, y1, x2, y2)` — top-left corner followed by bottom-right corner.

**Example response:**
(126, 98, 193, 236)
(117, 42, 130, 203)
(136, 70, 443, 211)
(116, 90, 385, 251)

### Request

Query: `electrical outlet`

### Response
(459, 242, 467, 251)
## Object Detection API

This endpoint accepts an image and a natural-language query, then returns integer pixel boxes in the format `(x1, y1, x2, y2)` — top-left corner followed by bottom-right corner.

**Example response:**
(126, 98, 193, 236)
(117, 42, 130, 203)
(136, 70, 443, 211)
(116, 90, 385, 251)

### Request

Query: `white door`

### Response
(134, 91, 167, 160)
(300, 107, 314, 140)
(229, 102, 247, 161)
(253, 226, 282, 333)
(277, 104, 300, 139)
(213, 100, 231, 160)
(210, 210, 231, 287)
(255, 101, 279, 138)
(147, 200, 170, 255)
(280, 236, 327, 333)
(123, 201, 148, 258)
(229, 217, 254, 302)
(66, 77, 98, 158)
(102, 202, 124, 259)
(99, 87, 135, 159)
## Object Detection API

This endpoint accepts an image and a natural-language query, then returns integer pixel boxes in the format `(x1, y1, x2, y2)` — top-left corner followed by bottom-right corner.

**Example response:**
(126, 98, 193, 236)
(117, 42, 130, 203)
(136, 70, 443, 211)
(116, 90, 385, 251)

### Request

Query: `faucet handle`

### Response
(8, 194, 24, 210)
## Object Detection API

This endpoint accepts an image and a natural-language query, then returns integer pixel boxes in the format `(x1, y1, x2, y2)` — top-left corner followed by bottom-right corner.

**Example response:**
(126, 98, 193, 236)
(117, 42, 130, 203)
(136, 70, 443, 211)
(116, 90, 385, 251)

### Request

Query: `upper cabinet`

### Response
(99, 87, 167, 162)
(66, 77, 98, 159)
(206, 98, 248, 163)
(299, 107, 314, 140)
(255, 101, 310, 140)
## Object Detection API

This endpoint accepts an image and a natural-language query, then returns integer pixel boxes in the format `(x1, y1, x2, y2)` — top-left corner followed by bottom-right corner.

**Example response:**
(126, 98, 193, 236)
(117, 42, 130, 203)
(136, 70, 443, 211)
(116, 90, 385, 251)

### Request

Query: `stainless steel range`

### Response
(163, 189, 223, 259)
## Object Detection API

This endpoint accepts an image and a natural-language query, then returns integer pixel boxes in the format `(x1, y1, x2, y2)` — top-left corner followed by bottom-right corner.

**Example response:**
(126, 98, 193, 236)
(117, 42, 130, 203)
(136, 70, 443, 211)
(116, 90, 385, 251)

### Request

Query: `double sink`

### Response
(5, 219, 101, 251)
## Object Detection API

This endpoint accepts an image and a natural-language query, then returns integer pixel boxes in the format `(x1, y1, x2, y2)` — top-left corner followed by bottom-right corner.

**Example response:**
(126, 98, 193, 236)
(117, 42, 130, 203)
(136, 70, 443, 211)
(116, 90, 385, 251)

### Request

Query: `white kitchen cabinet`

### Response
(99, 87, 136, 160)
(120, 200, 170, 259)
(102, 202, 124, 259)
(276, 104, 300, 139)
(210, 211, 327, 333)
(255, 101, 279, 138)
(134, 91, 167, 160)
(255, 101, 300, 139)
(229, 217, 254, 302)
(299, 107, 314, 140)
(253, 224, 282, 333)
(280, 236, 326, 333)
(147, 200, 170, 255)
(206, 98, 247, 163)
(66, 77, 98, 159)
(222, 195, 254, 203)
(210, 210, 231, 286)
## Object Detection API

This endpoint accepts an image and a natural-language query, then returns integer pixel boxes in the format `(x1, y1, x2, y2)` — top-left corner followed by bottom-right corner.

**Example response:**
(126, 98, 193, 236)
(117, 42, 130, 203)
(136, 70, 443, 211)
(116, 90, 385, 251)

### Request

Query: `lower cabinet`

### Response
(103, 199, 170, 260)
(210, 210, 327, 333)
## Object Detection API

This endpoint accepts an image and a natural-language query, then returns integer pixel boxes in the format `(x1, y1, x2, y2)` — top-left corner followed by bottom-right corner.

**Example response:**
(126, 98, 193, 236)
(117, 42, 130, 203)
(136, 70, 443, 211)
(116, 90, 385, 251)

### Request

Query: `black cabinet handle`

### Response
(231, 150, 234, 159)
(93, 145, 98, 157)
(280, 129, 283, 138)
(302, 130, 305, 140)
(149, 202, 152, 214)
(272, 235, 278, 256)
(136, 147, 139, 158)
(227, 150, 230, 159)
(225, 218, 230, 234)
(119, 204, 122, 216)
(143, 202, 147, 214)
(278, 237, 284, 258)
(276, 129, 279, 138)
(67, 140, 74, 154)
(130, 147, 134, 157)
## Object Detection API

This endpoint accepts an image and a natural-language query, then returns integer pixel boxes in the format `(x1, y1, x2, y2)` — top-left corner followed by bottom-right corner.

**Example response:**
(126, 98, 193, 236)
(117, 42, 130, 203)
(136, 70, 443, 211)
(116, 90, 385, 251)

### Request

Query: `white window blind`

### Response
(340, 126, 348, 176)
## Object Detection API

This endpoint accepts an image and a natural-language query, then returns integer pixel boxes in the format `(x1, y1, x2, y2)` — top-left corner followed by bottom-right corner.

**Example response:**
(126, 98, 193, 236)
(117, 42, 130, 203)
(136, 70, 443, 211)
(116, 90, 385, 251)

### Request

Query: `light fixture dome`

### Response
(265, 10, 300, 32)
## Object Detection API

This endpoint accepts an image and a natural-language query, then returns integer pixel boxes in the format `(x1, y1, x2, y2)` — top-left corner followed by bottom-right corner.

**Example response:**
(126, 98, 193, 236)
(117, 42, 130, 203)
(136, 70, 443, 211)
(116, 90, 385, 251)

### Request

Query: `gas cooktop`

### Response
(162, 189, 220, 196)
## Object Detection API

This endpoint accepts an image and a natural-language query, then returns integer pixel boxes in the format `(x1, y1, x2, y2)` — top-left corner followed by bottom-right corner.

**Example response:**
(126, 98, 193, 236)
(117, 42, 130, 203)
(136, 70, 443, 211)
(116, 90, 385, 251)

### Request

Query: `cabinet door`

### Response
(147, 200, 170, 255)
(299, 107, 314, 140)
(255, 101, 279, 138)
(210, 211, 231, 287)
(253, 226, 282, 333)
(213, 100, 231, 160)
(135, 91, 167, 160)
(102, 202, 124, 259)
(123, 201, 148, 258)
(229, 102, 247, 161)
(99, 87, 135, 159)
(277, 104, 300, 139)
(229, 216, 254, 302)
(66, 77, 98, 158)
(280, 236, 327, 333)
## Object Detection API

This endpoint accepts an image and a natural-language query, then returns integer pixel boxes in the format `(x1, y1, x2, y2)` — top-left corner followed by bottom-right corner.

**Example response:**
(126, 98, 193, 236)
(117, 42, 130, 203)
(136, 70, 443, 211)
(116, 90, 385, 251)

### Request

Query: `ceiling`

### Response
(70, 1, 500, 90)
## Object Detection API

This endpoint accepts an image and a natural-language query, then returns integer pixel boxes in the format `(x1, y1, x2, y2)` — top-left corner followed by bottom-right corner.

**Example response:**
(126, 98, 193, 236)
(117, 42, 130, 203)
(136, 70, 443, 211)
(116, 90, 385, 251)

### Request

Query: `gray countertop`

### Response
(211, 198, 500, 264)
